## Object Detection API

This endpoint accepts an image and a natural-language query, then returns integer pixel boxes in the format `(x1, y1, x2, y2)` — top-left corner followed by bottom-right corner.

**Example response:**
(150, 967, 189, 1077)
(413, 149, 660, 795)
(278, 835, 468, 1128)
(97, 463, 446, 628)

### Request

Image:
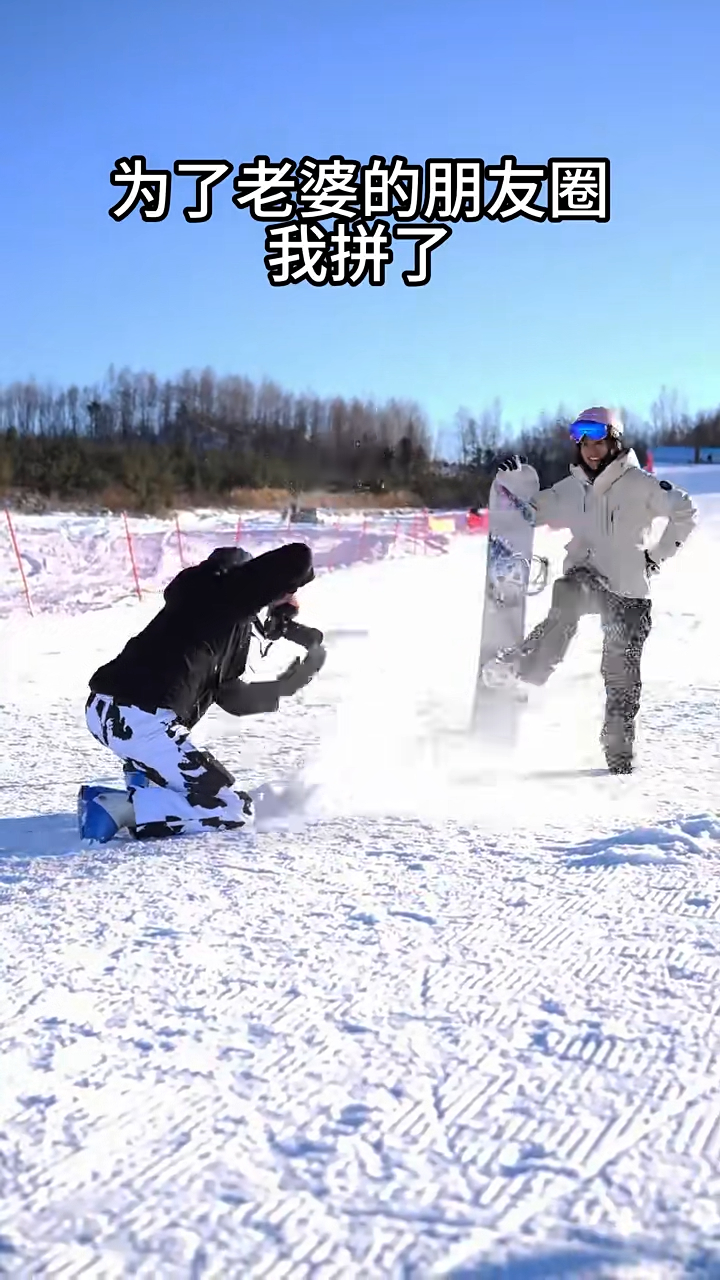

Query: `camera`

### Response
(260, 604, 322, 655)
(262, 602, 324, 652)
(263, 601, 298, 642)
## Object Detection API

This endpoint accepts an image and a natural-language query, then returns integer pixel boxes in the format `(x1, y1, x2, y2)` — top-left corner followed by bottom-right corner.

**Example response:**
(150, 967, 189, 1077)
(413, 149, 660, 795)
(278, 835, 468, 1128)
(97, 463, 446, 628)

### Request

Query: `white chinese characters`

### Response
(109, 153, 611, 284)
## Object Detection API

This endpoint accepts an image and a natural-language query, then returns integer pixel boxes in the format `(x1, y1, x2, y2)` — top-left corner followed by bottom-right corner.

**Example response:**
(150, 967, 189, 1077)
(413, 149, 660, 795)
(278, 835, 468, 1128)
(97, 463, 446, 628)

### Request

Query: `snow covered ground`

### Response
(0, 466, 719, 1277)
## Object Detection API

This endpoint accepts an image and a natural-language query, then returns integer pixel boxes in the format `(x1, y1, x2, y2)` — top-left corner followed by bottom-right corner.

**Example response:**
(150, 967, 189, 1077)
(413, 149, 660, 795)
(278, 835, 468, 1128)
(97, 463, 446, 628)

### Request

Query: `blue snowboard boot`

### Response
(123, 763, 151, 790)
(78, 785, 135, 842)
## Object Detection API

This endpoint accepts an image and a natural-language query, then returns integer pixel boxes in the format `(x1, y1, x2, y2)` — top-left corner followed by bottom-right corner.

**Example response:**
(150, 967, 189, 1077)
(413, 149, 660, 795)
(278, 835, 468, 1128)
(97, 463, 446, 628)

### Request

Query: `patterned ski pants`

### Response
(513, 565, 652, 760)
(85, 694, 254, 838)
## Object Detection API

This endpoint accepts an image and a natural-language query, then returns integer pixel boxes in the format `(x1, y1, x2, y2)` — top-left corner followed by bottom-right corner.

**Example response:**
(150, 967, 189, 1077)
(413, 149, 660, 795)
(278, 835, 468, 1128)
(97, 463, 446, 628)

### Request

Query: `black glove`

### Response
(497, 455, 528, 473)
(216, 678, 282, 716)
(284, 619, 324, 649)
(645, 551, 660, 575)
(275, 644, 327, 696)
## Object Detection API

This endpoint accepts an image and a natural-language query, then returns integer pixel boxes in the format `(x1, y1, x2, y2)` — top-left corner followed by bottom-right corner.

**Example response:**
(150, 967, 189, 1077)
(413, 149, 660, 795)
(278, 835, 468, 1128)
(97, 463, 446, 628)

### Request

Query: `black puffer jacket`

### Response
(89, 542, 314, 727)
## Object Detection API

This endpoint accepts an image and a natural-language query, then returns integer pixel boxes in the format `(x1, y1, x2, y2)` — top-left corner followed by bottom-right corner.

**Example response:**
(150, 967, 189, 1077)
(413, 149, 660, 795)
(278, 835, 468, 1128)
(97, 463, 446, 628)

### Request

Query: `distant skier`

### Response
(483, 407, 698, 773)
(81, 542, 326, 840)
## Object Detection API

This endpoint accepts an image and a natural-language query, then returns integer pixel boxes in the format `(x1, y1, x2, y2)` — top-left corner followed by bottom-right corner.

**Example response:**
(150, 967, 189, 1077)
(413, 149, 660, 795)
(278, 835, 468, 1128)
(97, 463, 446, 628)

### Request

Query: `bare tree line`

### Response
(0, 366, 433, 454)
(0, 368, 716, 512)
(646, 386, 720, 449)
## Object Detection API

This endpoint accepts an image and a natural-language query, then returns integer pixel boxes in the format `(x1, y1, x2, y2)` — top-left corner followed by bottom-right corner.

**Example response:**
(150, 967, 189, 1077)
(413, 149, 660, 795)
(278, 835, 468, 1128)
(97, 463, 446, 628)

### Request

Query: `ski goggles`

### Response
(568, 420, 609, 442)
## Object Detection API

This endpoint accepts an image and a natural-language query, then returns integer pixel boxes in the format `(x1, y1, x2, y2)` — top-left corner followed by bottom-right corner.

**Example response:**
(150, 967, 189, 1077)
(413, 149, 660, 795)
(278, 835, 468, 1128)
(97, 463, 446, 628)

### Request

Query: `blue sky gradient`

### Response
(2, 0, 718, 448)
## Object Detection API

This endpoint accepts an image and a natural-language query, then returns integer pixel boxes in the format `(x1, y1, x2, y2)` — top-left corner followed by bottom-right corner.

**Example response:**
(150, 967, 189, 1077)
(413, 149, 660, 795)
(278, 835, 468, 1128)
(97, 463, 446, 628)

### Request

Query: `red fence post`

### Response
(122, 512, 142, 600)
(4, 508, 33, 616)
(174, 512, 185, 568)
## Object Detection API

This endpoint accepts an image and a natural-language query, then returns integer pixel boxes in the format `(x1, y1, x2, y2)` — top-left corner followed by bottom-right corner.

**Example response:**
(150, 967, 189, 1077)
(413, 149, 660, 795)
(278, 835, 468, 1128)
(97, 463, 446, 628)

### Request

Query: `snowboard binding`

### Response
(528, 554, 550, 596)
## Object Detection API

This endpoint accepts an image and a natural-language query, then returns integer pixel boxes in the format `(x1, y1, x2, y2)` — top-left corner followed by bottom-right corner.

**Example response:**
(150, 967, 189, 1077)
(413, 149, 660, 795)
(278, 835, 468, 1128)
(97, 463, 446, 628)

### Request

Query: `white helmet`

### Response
(569, 406, 624, 442)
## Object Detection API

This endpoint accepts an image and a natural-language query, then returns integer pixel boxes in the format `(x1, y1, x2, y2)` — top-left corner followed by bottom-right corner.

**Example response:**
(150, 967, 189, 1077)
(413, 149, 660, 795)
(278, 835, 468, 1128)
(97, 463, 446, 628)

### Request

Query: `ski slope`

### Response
(0, 466, 718, 1277)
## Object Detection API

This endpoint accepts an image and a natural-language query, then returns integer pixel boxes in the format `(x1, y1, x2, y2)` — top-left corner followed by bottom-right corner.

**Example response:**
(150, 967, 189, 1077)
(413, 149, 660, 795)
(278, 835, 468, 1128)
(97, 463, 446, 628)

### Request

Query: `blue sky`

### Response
(2, 0, 718, 450)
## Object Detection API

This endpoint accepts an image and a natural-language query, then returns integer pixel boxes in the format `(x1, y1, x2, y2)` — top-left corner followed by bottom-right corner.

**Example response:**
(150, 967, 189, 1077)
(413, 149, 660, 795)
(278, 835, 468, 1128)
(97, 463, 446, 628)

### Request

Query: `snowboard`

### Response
(471, 464, 540, 742)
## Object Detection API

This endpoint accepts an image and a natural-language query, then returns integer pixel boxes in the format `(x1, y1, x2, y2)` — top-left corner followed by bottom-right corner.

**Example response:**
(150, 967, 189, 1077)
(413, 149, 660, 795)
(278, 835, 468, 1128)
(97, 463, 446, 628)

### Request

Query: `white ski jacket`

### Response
(502, 451, 697, 599)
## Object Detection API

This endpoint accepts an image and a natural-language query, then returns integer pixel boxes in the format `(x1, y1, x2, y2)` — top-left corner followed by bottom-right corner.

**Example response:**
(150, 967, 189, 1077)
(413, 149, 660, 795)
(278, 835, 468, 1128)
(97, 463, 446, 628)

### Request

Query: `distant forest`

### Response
(0, 369, 716, 512)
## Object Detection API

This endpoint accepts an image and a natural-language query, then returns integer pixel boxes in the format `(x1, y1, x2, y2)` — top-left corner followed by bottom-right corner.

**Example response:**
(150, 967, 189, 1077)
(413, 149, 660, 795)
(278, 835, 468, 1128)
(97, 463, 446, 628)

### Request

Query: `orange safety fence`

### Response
(2, 507, 486, 618)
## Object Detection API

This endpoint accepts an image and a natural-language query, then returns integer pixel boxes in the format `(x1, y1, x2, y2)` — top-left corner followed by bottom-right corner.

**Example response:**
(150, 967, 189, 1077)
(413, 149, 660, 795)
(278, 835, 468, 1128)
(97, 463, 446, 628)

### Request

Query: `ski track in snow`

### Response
(0, 467, 719, 1277)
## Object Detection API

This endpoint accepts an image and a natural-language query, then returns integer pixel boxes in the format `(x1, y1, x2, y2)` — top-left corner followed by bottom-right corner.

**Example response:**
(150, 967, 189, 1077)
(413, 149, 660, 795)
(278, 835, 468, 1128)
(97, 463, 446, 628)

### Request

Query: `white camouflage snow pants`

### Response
(512, 565, 652, 761)
(85, 694, 254, 838)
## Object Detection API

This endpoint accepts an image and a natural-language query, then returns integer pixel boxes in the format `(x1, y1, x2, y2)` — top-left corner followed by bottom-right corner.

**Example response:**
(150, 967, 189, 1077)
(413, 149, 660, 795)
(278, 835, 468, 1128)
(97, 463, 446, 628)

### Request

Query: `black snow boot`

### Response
(605, 752, 633, 775)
